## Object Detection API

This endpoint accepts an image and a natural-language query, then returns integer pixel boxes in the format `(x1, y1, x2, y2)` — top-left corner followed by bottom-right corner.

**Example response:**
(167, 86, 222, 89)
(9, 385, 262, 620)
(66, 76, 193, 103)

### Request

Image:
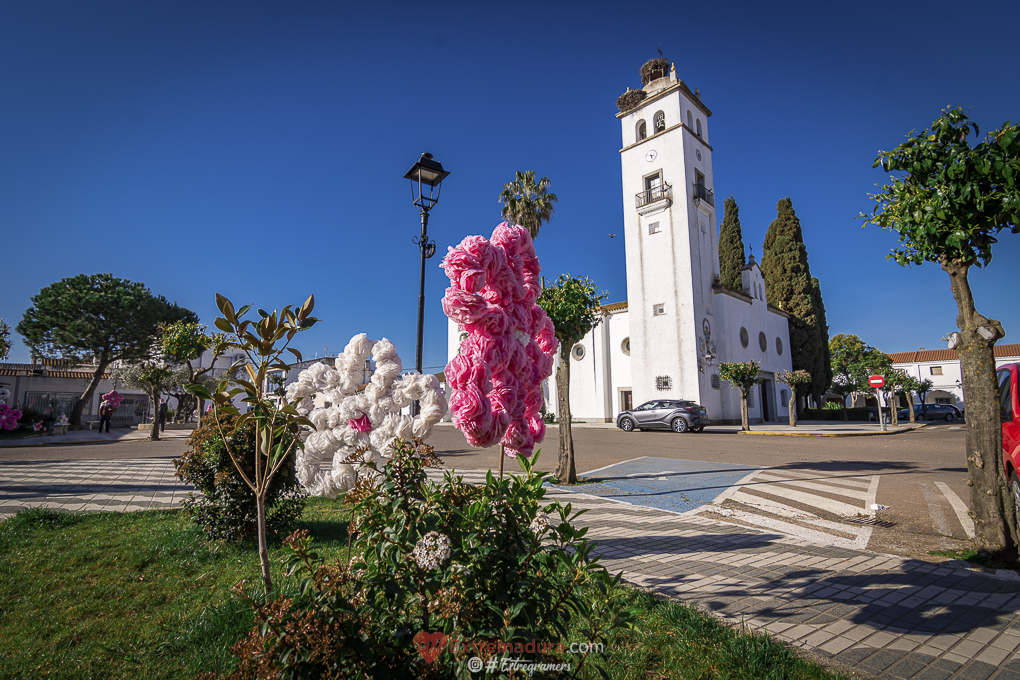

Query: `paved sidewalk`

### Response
(0, 427, 192, 448)
(2, 458, 1019, 679)
(0, 458, 193, 517)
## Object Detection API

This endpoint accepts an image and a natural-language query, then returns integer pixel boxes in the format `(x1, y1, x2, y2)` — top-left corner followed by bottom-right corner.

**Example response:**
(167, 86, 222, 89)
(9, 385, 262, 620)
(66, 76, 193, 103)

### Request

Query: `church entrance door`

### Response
(621, 390, 633, 412)
(760, 380, 772, 422)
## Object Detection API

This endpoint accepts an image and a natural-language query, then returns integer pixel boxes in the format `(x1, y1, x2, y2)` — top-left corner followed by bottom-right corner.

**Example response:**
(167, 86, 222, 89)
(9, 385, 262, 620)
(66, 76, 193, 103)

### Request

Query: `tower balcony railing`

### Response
(635, 183, 672, 208)
(693, 183, 715, 207)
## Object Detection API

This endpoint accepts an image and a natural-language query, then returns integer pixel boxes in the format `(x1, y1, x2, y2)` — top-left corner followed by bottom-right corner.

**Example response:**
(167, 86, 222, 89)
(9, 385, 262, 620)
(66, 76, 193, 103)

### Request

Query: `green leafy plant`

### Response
(186, 293, 317, 592)
(161, 321, 229, 422)
(174, 411, 305, 543)
(719, 360, 763, 431)
(217, 442, 635, 679)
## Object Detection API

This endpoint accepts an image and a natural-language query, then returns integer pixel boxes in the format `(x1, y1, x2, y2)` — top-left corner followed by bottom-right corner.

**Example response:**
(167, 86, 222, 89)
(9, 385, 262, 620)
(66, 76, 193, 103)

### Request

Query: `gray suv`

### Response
(616, 399, 709, 433)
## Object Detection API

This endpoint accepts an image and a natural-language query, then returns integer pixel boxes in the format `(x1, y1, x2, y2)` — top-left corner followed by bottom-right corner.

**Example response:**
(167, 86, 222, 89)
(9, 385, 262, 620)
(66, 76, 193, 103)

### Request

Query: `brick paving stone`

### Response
(859, 649, 907, 672)
(959, 660, 997, 679)
(885, 654, 932, 679)
(976, 646, 1011, 667)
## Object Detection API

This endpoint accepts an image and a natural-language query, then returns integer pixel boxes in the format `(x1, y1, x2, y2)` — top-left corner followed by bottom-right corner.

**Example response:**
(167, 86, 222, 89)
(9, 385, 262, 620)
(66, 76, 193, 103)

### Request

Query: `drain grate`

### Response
(847, 517, 897, 528)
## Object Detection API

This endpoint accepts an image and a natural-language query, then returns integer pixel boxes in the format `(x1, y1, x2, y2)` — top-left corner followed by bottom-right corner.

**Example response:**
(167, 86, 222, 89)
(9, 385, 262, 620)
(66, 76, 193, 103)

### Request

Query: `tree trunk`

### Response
(889, 390, 899, 426)
(908, 392, 916, 424)
(789, 393, 796, 427)
(149, 387, 160, 441)
(70, 360, 109, 428)
(256, 493, 273, 592)
(740, 392, 749, 431)
(555, 345, 576, 485)
(942, 257, 1014, 556)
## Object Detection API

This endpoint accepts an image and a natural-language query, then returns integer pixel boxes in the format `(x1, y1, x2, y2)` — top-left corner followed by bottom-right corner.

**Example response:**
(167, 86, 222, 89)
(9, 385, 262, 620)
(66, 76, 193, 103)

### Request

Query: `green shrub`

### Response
(216, 441, 634, 679)
(15, 405, 46, 430)
(174, 412, 305, 542)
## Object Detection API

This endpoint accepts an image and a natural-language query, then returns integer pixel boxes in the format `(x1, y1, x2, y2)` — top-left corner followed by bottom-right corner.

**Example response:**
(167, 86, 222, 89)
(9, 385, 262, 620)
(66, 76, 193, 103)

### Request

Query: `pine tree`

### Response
(718, 195, 746, 291)
(760, 198, 831, 407)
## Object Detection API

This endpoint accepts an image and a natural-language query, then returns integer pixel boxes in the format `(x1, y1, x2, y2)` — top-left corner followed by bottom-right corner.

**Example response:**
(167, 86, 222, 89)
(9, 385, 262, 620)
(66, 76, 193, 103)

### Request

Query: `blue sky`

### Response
(2, 0, 1018, 369)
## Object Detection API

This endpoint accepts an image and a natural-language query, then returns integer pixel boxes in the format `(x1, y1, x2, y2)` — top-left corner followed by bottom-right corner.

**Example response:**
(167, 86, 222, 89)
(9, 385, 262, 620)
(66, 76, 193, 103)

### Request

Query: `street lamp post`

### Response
(403, 153, 450, 416)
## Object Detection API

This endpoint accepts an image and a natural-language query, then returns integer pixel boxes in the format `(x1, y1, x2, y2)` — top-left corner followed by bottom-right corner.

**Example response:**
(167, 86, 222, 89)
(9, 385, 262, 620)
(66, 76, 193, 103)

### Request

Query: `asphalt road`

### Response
(427, 423, 974, 559)
(0, 423, 974, 560)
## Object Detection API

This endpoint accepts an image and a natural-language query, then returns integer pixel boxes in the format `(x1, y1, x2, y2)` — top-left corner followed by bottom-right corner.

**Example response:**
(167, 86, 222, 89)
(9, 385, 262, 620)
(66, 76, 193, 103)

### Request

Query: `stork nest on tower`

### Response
(616, 88, 647, 112)
(640, 57, 670, 85)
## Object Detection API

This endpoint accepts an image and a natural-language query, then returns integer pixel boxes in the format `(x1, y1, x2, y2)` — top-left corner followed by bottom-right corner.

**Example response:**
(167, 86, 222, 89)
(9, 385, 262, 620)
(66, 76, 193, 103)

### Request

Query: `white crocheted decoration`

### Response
(0, 388, 9, 405)
(285, 333, 448, 498)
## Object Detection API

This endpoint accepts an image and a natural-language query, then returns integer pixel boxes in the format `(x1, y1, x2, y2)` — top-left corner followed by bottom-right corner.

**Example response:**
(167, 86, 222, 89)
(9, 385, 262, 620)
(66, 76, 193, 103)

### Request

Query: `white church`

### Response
(448, 60, 793, 425)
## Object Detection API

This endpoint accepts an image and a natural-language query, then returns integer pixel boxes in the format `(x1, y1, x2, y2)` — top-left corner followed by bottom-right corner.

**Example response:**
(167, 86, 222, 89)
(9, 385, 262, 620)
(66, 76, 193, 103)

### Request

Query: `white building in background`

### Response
(888, 344, 1020, 408)
(448, 60, 793, 424)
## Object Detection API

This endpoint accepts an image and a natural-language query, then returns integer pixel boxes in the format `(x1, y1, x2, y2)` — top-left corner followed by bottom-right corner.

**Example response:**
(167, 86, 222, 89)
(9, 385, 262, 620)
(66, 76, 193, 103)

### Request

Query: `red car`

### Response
(1000, 364, 1020, 522)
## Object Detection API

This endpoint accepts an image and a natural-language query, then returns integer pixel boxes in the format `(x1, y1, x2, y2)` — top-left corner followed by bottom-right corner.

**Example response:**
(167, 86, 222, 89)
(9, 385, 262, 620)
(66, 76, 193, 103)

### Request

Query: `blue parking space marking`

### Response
(574, 457, 761, 514)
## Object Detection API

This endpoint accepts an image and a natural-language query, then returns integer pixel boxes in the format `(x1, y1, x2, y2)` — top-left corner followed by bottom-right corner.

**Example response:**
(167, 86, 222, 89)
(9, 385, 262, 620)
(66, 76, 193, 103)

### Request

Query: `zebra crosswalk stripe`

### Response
(689, 467, 881, 550)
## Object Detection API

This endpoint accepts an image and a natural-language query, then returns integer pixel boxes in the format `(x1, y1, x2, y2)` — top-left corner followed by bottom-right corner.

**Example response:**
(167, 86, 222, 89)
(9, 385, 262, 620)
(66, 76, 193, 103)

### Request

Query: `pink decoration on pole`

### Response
(101, 390, 124, 409)
(441, 223, 558, 457)
(349, 414, 373, 433)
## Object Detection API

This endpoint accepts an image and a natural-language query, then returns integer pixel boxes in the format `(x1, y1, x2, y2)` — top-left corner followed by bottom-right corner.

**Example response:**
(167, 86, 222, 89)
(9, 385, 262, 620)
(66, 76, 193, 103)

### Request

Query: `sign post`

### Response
(869, 375, 886, 431)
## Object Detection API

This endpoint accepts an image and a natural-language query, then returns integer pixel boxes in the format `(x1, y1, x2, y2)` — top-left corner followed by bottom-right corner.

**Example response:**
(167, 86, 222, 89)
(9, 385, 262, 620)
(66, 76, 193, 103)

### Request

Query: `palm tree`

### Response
(498, 170, 558, 240)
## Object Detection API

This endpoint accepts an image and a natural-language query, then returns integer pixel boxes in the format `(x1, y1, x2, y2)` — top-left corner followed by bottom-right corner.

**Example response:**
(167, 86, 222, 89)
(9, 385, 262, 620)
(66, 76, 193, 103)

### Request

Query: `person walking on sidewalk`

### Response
(158, 399, 168, 433)
(98, 399, 114, 433)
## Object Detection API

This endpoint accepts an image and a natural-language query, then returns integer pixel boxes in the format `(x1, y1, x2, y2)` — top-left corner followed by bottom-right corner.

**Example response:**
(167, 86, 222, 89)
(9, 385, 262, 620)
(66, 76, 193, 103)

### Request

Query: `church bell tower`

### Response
(616, 57, 721, 413)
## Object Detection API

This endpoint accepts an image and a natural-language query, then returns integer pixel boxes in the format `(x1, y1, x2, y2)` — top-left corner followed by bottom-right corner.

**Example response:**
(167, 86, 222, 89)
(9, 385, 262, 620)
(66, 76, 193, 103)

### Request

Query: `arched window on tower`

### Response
(654, 111, 665, 134)
(636, 120, 647, 141)
(687, 110, 694, 129)
(696, 118, 703, 137)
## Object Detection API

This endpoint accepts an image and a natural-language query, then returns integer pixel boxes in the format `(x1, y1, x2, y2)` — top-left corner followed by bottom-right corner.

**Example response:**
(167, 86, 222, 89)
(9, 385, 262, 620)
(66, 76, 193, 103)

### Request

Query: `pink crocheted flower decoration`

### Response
(101, 390, 124, 409)
(0, 404, 21, 431)
(441, 223, 558, 457)
(350, 414, 373, 433)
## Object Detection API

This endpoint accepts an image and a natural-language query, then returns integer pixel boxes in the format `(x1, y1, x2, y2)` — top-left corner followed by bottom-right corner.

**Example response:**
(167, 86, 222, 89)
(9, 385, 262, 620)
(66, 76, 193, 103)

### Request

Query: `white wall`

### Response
(712, 270, 793, 424)
(892, 353, 1020, 408)
(547, 307, 631, 422)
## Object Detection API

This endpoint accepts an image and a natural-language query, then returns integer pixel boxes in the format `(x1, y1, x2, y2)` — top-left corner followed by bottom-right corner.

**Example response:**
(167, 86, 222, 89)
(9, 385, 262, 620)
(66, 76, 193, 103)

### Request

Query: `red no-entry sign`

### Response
(869, 375, 885, 388)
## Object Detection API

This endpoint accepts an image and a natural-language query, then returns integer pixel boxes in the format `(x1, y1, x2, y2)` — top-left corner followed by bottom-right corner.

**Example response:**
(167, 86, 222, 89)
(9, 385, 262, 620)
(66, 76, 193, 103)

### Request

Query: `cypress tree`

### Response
(760, 198, 831, 407)
(718, 195, 746, 291)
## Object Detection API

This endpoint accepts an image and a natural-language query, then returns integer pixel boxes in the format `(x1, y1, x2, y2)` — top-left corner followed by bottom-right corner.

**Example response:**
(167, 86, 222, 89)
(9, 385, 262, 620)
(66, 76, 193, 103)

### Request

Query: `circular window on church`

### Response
(621, 337, 631, 356)
(572, 344, 586, 361)
(759, 332, 768, 352)
(739, 327, 749, 348)
(776, 337, 783, 356)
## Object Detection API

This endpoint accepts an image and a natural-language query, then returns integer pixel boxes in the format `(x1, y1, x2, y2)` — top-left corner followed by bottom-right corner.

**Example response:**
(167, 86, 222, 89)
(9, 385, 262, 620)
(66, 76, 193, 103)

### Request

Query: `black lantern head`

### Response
(404, 152, 450, 212)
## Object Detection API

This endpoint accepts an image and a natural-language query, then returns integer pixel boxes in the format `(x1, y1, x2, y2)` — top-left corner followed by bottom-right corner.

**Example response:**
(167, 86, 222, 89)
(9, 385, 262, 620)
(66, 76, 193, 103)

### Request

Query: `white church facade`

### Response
(448, 61, 793, 425)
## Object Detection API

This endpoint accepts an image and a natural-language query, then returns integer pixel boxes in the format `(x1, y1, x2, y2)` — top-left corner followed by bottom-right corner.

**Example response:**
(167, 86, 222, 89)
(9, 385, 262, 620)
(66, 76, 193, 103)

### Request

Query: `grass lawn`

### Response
(0, 501, 848, 680)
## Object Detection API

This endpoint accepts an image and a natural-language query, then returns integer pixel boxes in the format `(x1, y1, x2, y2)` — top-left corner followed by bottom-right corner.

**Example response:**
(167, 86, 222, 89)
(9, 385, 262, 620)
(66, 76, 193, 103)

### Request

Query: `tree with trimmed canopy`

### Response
(537, 274, 608, 485)
(777, 369, 811, 426)
(719, 360, 764, 431)
(863, 106, 1020, 557)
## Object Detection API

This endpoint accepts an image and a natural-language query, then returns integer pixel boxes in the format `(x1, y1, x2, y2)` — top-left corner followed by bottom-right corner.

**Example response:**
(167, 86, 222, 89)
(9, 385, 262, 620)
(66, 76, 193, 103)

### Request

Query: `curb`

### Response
(0, 433, 191, 449)
(737, 425, 925, 437)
